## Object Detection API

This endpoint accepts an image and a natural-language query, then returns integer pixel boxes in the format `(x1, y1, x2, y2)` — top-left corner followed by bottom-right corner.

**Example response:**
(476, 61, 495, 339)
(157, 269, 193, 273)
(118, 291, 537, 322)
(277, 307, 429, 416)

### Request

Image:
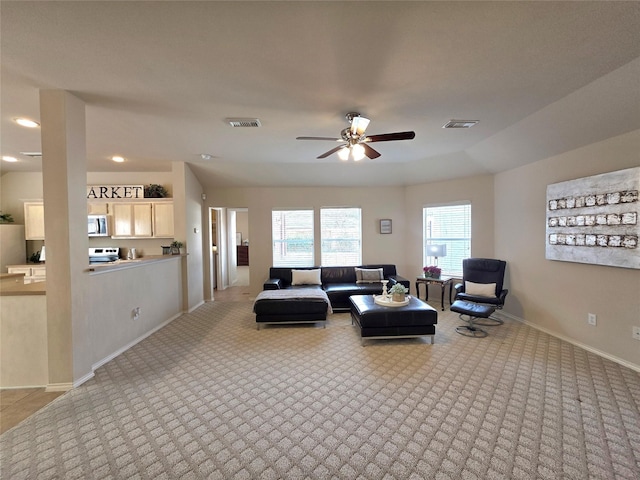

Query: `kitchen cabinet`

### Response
(111, 201, 173, 238)
(152, 202, 174, 238)
(7, 264, 46, 283)
(112, 203, 153, 237)
(24, 202, 45, 240)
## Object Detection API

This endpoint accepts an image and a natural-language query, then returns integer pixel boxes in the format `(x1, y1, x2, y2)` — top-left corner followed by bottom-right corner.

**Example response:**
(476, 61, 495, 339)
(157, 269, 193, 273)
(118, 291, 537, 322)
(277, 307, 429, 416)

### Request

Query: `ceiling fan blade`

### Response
(362, 143, 381, 159)
(297, 136, 341, 141)
(365, 131, 416, 143)
(317, 144, 348, 159)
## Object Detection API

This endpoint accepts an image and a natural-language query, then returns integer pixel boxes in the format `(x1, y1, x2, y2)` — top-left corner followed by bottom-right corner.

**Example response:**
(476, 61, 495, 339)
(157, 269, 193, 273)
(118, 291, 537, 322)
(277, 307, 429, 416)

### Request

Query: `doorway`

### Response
(208, 207, 249, 301)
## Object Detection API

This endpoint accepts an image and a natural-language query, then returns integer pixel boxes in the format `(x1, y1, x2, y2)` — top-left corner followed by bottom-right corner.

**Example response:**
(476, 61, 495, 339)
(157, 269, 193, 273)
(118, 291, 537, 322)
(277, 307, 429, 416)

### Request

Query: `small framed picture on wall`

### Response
(380, 219, 392, 234)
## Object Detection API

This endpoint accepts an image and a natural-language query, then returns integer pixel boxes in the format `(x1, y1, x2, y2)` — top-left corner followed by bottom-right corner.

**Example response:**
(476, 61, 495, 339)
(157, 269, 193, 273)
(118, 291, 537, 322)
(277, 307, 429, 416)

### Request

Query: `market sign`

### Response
(87, 185, 144, 199)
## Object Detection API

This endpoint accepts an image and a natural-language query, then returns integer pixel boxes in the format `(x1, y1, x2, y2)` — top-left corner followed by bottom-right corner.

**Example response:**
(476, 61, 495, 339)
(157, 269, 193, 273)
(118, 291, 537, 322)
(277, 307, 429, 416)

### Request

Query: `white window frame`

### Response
(272, 209, 315, 267)
(423, 203, 471, 277)
(320, 207, 362, 266)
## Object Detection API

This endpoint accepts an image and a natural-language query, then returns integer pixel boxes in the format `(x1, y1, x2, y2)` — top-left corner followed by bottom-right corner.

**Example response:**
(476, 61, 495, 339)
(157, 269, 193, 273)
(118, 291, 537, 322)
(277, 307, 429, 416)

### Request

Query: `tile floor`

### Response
(0, 388, 65, 434)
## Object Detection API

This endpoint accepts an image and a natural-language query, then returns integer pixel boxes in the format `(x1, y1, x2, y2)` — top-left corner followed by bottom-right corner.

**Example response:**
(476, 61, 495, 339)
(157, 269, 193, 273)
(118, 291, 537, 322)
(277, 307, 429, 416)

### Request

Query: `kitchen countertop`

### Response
(0, 274, 46, 295)
(88, 254, 185, 274)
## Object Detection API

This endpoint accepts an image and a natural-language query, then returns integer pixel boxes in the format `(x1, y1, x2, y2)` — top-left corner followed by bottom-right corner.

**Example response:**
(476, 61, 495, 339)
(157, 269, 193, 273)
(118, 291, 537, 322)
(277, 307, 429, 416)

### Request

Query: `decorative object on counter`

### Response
(388, 282, 408, 302)
(170, 240, 183, 254)
(162, 245, 171, 255)
(423, 265, 441, 278)
(144, 184, 169, 198)
(0, 212, 15, 223)
(29, 251, 41, 263)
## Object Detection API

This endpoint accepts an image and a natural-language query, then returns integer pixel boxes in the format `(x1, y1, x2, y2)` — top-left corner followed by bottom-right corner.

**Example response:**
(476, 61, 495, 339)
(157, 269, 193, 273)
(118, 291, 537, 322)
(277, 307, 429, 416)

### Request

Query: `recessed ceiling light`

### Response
(14, 118, 40, 128)
(200, 153, 214, 160)
(19, 152, 42, 157)
(2, 156, 18, 162)
(111, 156, 125, 163)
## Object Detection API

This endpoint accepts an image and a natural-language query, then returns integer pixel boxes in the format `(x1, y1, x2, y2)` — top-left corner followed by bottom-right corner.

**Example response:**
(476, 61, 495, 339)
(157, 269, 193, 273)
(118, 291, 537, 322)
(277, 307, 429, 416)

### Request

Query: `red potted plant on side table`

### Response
(423, 266, 441, 279)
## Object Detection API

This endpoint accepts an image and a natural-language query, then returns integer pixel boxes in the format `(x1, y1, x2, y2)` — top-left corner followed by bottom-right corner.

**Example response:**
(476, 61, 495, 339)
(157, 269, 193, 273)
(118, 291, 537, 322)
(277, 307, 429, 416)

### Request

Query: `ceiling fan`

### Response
(297, 112, 415, 161)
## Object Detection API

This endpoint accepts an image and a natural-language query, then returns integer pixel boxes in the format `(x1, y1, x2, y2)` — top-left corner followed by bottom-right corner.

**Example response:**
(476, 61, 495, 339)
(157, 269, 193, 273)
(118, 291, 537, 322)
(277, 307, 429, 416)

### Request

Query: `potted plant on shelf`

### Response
(170, 240, 183, 255)
(0, 212, 15, 223)
(389, 283, 408, 302)
(144, 184, 169, 198)
(423, 266, 441, 279)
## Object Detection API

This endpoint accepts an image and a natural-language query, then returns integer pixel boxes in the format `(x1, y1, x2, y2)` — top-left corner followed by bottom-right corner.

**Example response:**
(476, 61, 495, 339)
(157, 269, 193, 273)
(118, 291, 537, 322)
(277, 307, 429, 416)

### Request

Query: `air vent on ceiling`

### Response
(442, 120, 479, 129)
(226, 118, 261, 128)
(19, 151, 42, 157)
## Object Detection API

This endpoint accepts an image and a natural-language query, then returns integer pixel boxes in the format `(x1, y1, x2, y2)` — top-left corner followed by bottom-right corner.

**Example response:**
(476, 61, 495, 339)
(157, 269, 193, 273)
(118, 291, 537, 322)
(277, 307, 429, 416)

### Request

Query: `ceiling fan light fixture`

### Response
(351, 144, 365, 161)
(338, 147, 350, 161)
(351, 116, 370, 136)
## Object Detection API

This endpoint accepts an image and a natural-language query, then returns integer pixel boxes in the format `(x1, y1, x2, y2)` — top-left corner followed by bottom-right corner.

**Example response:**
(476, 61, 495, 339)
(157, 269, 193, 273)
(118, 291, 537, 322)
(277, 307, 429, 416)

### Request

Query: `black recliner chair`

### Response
(451, 258, 508, 337)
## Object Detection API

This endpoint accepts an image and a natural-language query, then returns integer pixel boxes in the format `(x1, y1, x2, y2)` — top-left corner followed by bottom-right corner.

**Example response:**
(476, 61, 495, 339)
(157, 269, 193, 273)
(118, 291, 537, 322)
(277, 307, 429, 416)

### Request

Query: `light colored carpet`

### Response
(1, 300, 639, 479)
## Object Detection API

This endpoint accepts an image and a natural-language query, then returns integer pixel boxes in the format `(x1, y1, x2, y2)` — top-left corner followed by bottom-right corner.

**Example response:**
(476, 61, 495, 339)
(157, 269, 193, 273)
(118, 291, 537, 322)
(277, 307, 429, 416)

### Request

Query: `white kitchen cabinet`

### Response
(111, 203, 153, 237)
(152, 202, 174, 238)
(24, 202, 45, 240)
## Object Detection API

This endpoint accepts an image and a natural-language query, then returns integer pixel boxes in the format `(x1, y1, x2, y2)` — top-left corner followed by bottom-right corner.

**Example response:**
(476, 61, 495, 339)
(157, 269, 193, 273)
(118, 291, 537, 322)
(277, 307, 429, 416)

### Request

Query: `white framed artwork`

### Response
(545, 167, 639, 269)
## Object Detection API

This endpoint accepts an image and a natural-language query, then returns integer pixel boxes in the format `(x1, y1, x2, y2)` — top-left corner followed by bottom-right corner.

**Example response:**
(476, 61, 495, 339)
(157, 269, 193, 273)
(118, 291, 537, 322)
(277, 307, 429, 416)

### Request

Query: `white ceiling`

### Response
(1, 1, 639, 188)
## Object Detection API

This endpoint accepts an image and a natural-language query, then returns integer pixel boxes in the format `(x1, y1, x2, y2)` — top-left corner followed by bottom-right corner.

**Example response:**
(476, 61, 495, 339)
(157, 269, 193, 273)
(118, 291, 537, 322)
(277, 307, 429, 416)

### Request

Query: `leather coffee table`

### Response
(349, 295, 438, 345)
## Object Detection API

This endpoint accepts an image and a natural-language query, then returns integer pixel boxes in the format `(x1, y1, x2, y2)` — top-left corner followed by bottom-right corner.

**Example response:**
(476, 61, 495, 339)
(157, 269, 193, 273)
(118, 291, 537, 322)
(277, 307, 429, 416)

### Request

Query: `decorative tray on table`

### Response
(373, 295, 411, 307)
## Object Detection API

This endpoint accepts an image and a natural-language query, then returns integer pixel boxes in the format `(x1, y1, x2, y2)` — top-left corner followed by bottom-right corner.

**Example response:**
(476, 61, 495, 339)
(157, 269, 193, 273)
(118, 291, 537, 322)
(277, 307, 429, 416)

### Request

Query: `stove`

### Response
(89, 247, 120, 264)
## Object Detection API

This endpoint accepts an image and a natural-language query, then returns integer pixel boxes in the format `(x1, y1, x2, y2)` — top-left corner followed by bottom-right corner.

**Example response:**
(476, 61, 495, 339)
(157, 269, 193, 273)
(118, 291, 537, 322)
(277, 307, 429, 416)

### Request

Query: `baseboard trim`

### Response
(90, 312, 183, 375)
(46, 382, 73, 392)
(499, 311, 640, 373)
(1, 384, 47, 390)
(188, 300, 205, 313)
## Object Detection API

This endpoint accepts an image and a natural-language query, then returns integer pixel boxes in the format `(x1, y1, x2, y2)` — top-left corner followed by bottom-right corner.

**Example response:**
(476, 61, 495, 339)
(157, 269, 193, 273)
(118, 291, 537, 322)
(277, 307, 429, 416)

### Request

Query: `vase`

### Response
(392, 293, 405, 302)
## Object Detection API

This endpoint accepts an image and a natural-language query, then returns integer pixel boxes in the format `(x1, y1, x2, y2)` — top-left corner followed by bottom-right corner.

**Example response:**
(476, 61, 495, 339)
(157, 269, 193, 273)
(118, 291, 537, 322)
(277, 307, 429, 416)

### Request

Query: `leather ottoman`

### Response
(349, 295, 438, 345)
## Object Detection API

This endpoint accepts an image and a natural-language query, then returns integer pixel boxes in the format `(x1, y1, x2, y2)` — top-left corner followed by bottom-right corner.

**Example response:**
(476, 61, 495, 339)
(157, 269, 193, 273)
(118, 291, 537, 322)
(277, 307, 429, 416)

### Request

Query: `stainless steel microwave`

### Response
(88, 215, 109, 237)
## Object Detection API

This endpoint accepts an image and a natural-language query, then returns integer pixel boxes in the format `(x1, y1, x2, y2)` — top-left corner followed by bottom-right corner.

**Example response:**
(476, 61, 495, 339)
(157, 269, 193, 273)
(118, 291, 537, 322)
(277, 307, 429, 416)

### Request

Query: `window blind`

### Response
(423, 204, 471, 277)
(320, 207, 362, 266)
(272, 210, 314, 267)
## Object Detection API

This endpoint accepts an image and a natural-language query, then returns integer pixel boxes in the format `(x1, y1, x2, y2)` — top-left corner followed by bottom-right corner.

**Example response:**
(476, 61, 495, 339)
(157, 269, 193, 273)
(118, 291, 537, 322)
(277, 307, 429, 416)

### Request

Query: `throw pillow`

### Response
(465, 281, 496, 297)
(355, 267, 384, 284)
(291, 269, 322, 286)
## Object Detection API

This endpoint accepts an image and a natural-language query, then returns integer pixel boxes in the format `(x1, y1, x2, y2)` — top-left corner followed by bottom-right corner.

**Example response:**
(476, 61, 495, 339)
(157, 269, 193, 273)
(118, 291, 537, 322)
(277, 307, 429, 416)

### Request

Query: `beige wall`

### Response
(172, 162, 205, 311)
(88, 257, 183, 369)
(495, 129, 640, 368)
(405, 174, 496, 280)
(206, 186, 408, 297)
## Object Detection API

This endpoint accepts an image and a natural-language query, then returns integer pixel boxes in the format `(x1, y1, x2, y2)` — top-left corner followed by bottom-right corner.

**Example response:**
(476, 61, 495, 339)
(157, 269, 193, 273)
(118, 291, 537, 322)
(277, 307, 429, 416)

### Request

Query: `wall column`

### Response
(40, 90, 90, 389)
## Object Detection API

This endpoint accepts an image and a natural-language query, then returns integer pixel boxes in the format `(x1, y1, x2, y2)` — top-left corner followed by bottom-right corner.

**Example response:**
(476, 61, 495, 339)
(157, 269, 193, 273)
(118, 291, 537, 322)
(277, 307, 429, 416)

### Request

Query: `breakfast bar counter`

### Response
(88, 254, 185, 274)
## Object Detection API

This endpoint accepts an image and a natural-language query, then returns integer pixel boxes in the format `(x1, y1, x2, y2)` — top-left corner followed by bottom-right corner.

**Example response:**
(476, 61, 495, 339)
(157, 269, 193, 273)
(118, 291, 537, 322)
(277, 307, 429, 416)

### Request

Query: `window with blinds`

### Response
(423, 203, 471, 277)
(320, 207, 362, 266)
(272, 210, 314, 267)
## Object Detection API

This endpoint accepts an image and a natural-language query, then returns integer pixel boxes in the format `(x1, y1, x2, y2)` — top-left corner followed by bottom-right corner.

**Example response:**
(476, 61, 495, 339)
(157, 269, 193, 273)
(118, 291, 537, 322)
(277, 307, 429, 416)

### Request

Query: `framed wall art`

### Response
(545, 166, 639, 269)
(380, 219, 392, 234)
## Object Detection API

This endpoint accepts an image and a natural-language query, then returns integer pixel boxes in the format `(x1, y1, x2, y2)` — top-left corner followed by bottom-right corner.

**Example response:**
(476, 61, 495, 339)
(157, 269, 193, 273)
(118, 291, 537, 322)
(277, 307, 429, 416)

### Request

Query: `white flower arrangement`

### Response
(388, 283, 408, 295)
